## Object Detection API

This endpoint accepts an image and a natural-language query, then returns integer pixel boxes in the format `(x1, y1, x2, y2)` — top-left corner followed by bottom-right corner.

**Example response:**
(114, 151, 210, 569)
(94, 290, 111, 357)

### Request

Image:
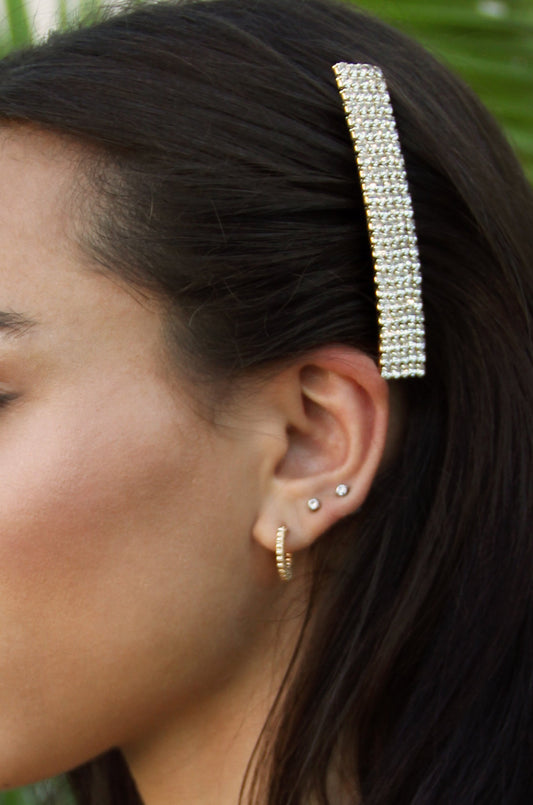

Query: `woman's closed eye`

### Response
(0, 392, 19, 409)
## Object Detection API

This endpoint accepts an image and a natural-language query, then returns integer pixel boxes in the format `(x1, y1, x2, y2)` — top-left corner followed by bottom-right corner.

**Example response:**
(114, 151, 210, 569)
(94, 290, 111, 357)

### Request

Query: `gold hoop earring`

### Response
(276, 525, 293, 582)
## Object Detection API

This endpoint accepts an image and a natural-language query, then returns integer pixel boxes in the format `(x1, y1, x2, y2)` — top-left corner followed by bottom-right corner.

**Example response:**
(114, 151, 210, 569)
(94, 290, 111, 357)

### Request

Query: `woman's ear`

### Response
(252, 346, 389, 557)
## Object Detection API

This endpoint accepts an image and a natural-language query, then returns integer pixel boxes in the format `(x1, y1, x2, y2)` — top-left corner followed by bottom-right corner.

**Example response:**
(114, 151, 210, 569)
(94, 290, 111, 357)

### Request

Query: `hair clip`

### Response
(332, 62, 426, 379)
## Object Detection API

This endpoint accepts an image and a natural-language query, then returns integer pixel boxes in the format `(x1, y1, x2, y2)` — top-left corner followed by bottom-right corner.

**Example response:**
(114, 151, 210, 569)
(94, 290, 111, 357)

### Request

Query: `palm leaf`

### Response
(3, 0, 32, 47)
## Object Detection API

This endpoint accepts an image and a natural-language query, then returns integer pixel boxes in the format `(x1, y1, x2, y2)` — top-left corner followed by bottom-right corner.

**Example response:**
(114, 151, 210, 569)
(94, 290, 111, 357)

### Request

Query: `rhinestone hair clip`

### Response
(332, 62, 426, 379)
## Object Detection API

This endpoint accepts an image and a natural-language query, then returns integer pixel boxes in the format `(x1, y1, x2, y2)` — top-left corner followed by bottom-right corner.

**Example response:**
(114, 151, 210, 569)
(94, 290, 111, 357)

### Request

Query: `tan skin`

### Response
(0, 128, 390, 804)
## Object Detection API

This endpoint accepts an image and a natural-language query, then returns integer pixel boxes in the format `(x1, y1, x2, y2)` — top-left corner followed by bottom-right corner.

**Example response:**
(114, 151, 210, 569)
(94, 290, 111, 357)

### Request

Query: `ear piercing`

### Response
(335, 483, 350, 497)
(307, 484, 350, 512)
(276, 525, 293, 582)
(281, 484, 352, 580)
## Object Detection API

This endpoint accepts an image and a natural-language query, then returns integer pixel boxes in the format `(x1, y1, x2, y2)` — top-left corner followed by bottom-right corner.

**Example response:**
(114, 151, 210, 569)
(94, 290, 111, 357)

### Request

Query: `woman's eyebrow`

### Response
(0, 310, 39, 338)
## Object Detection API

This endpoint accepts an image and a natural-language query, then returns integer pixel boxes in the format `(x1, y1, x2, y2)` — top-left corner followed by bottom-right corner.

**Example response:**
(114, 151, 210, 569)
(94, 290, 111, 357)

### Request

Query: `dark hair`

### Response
(1, 0, 532, 802)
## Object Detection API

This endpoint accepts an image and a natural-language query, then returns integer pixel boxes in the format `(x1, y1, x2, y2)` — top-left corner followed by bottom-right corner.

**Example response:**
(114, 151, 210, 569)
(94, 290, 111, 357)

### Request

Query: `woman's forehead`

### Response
(0, 130, 159, 346)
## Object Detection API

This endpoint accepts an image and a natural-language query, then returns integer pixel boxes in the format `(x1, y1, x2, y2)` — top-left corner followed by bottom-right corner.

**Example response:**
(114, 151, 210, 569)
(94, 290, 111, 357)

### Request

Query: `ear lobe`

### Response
(252, 347, 389, 558)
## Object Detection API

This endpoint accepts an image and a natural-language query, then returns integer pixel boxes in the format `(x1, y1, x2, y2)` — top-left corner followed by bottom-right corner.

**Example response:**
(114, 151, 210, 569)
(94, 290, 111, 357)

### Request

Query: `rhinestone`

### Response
(307, 498, 321, 512)
(335, 484, 350, 498)
(332, 62, 426, 379)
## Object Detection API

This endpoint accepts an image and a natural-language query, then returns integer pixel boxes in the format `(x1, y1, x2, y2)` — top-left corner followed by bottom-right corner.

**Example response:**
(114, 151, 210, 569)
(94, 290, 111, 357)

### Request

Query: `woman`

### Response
(0, 0, 530, 802)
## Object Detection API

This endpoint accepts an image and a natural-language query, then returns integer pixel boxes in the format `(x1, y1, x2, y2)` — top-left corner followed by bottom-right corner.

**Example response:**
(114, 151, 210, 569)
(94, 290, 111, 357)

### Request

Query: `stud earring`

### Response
(335, 483, 350, 497)
(276, 525, 293, 582)
(307, 497, 321, 512)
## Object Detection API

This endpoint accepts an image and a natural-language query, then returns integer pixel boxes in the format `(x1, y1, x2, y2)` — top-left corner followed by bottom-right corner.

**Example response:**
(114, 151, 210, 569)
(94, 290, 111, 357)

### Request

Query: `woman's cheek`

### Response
(0, 384, 205, 781)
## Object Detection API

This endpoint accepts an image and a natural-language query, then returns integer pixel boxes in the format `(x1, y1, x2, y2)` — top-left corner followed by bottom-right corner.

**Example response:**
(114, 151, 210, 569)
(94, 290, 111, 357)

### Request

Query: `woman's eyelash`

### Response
(0, 392, 19, 408)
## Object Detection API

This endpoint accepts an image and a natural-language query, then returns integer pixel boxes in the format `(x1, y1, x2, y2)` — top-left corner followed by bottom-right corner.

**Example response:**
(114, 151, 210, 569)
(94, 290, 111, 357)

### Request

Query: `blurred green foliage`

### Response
(354, 0, 533, 179)
(0, 0, 531, 803)
(0, 780, 73, 805)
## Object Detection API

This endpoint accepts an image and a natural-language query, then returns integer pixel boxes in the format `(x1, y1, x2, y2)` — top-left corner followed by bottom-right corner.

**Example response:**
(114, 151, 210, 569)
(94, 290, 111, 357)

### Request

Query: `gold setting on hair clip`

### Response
(332, 62, 426, 379)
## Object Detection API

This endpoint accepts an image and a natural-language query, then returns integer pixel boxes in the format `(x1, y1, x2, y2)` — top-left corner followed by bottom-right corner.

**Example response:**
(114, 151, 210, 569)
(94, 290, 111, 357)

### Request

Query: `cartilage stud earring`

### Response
(307, 497, 321, 512)
(335, 484, 350, 497)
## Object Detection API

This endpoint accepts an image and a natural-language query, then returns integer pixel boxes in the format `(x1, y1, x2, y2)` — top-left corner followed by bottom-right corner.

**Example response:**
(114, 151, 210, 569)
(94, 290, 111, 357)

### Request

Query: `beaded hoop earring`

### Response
(275, 525, 293, 582)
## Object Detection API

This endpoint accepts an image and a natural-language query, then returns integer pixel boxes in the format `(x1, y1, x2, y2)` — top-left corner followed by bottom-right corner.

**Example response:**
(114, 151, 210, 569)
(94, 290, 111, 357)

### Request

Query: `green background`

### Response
(0, 0, 531, 802)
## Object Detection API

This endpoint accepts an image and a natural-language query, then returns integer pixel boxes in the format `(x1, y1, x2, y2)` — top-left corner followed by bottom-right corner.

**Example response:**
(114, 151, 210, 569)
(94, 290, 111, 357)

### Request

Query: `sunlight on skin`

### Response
(0, 127, 306, 804)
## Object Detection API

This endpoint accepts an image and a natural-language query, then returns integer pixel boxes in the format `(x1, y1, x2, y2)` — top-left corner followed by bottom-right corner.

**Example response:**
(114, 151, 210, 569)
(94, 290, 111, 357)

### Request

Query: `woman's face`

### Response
(0, 128, 278, 788)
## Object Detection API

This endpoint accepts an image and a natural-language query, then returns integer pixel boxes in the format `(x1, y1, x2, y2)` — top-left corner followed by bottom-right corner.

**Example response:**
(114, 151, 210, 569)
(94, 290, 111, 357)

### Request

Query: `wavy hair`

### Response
(0, 1, 531, 802)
